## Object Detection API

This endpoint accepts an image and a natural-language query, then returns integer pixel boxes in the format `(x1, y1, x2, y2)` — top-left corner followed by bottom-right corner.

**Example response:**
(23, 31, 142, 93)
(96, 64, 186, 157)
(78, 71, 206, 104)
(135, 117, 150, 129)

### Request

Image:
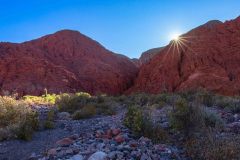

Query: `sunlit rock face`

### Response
(129, 16, 240, 96)
(0, 30, 138, 96)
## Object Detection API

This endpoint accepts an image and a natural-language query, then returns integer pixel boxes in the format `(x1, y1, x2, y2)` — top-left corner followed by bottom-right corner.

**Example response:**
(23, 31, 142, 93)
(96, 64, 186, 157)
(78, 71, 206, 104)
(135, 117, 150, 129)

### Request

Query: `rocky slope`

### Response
(139, 47, 164, 65)
(0, 30, 138, 96)
(129, 16, 240, 95)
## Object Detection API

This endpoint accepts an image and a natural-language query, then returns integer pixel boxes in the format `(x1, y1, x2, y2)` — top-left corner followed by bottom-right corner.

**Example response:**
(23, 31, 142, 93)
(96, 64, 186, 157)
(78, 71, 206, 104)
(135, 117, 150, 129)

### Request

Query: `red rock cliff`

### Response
(129, 17, 240, 95)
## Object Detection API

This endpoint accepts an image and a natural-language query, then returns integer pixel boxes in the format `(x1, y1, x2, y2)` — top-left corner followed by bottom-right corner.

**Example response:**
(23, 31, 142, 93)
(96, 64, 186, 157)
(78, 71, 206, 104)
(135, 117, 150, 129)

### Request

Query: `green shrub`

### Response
(72, 105, 96, 120)
(195, 90, 214, 107)
(43, 109, 55, 129)
(170, 97, 191, 131)
(23, 94, 58, 105)
(124, 106, 168, 142)
(0, 96, 39, 141)
(124, 105, 144, 135)
(214, 96, 240, 113)
(170, 98, 224, 135)
(56, 93, 91, 113)
(44, 121, 54, 129)
(96, 103, 116, 115)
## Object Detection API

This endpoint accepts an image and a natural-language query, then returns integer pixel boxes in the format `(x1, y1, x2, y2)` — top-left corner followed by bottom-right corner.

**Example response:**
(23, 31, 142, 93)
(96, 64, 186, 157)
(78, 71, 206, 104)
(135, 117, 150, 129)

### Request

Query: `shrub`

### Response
(43, 109, 55, 129)
(185, 134, 240, 160)
(72, 105, 96, 120)
(195, 90, 214, 107)
(56, 93, 91, 113)
(124, 106, 168, 142)
(170, 97, 191, 131)
(214, 96, 240, 113)
(95, 102, 116, 115)
(23, 94, 58, 105)
(124, 105, 144, 135)
(0, 96, 39, 141)
(44, 121, 54, 129)
(170, 97, 224, 135)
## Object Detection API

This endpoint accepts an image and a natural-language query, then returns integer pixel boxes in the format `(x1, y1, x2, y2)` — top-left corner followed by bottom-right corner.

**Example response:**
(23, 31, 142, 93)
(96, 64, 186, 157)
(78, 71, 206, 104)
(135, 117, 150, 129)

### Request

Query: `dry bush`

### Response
(72, 105, 96, 120)
(185, 133, 240, 160)
(124, 105, 168, 142)
(0, 96, 39, 141)
(170, 97, 224, 135)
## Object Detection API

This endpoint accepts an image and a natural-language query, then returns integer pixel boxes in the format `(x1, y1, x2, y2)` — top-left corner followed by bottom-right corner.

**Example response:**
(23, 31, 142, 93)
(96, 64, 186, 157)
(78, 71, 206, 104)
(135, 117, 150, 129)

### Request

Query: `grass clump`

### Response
(0, 96, 39, 141)
(72, 105, 96, 120)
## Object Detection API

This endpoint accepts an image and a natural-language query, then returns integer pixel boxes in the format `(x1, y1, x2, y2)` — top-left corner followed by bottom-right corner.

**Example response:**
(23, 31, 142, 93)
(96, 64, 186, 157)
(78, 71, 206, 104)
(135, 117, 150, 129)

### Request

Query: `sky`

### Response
(0, 0, 239, 58)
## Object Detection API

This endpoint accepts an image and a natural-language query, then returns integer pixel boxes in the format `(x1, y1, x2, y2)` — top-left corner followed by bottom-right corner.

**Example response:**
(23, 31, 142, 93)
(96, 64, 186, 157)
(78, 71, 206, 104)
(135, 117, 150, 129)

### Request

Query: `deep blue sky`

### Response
(0, 0, 239, 58)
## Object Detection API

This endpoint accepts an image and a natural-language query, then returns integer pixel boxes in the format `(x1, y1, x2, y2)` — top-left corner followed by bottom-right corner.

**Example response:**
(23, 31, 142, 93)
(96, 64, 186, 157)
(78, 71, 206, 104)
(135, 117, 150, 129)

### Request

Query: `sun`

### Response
(170, 32, 181, 41)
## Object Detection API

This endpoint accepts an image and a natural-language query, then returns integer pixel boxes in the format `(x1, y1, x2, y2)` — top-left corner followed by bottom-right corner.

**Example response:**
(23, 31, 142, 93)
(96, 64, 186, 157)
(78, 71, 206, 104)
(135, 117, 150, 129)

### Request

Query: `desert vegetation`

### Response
(0, 90, 240, 159)
(0, 96, 39, 141)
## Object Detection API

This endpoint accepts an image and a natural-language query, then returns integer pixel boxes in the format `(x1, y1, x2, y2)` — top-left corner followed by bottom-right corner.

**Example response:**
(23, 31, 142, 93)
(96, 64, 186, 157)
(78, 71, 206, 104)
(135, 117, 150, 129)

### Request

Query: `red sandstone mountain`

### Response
(129, 16, 240, 95)
(139, 47, 164, 65)
(0, 30, 138, 96)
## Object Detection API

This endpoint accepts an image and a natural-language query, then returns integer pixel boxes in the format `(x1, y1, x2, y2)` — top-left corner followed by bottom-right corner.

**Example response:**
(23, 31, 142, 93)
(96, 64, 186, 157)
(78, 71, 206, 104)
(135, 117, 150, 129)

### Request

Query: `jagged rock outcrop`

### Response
(0, 30, 138, 96)
(129, 16, 240, 95)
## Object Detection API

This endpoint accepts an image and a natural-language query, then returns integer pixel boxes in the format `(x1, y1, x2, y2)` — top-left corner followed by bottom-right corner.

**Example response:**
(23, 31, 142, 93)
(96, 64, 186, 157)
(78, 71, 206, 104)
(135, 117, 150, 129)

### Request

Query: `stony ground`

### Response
(0, 106, 188, 160)
(0, 105, 239, 160)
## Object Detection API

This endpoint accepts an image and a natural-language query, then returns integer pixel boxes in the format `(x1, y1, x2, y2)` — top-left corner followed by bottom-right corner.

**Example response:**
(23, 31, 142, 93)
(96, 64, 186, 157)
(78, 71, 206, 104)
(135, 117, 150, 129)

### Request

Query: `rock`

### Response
(47, 148, 57, 156)
(0, 30, 138, 96)
(112, 128, 121, 136)
(234, 114, 240, 121)
(114, 135, 125, 143)
(69, 134, 79, 140)
(28, 152, 39, 160)
(65, 148, 74, 155)
(138, 137, 151, 145)
(107, 151, 117, 159)
(128, 16, 240, 96)
(70, 154, 84, 160)
(88, 151, 107, 160)
(140, 153, 151, 160)
(227, 122, 240, 133)
(56, 138, 74, 147)
(57, 112, 71, 120)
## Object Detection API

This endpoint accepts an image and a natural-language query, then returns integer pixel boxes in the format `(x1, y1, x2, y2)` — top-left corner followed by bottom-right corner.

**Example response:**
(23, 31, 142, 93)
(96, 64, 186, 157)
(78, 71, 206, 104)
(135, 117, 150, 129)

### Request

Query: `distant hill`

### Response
(0, 30, 138, 96)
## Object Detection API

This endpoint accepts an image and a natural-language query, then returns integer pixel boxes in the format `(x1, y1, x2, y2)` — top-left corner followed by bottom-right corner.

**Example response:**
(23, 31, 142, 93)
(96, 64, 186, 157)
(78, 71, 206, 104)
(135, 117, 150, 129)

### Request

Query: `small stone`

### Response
(88, 151, 107, 160)
(114, 135, 125, 143)
(106, 129, 112, 137)
(129, 141, 138, 148)
(56, 138, 74, 147)
(57, 112, 71, 120)
(65, 148, 73, 155)
(227, 122, 240, 133)
(112, 128, 121, 136)
(140, 153, 150, 160)
(28, 152, 38, 160)
(108, 151, 117, 159)
(47, 148, 57, 156)
(234, 114, 240, 121)
(69, 134, 79, 140)
(70, 154, 84, 160)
